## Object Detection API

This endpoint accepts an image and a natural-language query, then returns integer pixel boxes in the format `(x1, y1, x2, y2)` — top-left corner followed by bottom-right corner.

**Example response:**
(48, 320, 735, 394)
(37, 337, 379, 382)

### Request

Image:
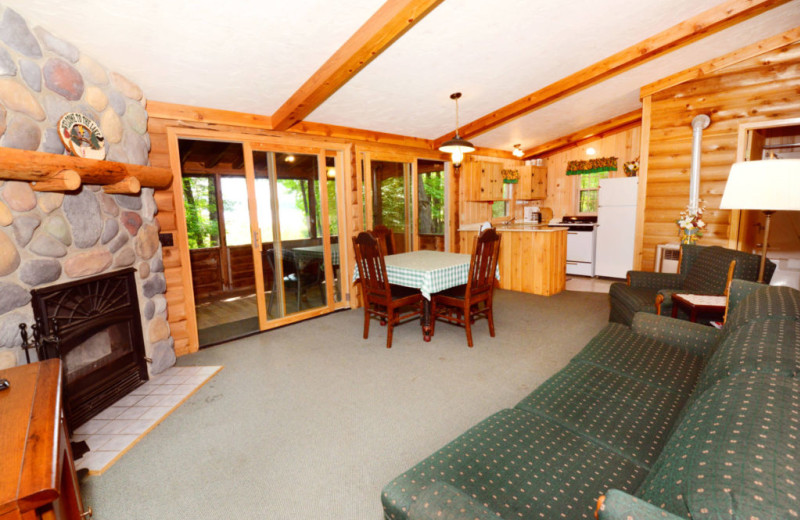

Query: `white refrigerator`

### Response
(595, 177, 638, 278)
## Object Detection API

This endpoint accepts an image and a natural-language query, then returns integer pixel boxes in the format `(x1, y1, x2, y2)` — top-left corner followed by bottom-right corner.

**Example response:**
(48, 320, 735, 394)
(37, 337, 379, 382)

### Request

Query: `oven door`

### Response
(566, 230, 594, 262)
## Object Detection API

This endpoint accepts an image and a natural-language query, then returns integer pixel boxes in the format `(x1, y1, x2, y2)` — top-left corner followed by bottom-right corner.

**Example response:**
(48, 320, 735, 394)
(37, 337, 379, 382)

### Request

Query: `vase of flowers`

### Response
(676, 204, 706, 244)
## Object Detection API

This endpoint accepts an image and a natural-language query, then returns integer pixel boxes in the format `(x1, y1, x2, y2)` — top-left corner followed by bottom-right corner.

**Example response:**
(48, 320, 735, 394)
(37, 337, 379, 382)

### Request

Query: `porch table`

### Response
(292, 244, 340, 265)
(354, 250, 497, 341)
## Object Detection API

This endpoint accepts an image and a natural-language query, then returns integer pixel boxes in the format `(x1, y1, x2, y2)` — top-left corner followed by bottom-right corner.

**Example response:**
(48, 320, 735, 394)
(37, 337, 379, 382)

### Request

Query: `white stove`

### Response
(549, 216, 598, 276)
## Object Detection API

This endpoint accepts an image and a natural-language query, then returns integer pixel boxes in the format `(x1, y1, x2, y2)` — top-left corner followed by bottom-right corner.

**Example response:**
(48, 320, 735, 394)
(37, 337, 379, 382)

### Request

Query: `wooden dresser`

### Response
(0, 360, 90, 520)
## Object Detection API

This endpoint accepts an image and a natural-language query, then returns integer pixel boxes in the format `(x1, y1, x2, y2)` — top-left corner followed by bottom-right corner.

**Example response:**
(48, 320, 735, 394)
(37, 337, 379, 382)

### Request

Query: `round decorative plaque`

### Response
(58, 112, 106, 160)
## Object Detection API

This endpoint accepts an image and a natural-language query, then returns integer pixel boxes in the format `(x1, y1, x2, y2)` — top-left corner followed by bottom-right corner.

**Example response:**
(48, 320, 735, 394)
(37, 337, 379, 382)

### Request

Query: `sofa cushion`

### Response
(723, 283, 800, 331)
(515, 362, 691, 468)
(573, 323, 704, 395)
(682, 246, 763, 295)
(381, 408, 649, 520)
(695, 318, 800, 396)
(635, 373, 800, 519)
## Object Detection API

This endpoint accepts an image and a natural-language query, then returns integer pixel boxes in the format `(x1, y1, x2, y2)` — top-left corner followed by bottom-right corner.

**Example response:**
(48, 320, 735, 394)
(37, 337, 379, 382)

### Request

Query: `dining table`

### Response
(292, 244, 340, 265)
(354, 250, 490, 342)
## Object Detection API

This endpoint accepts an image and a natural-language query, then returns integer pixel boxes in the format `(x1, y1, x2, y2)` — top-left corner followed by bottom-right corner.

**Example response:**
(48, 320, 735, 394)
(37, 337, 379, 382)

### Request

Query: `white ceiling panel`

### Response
(3, 0, 799, 151)
(472, 0, 800, 152)
(4, 0, 387, 115)
(307, 0, 728, 136)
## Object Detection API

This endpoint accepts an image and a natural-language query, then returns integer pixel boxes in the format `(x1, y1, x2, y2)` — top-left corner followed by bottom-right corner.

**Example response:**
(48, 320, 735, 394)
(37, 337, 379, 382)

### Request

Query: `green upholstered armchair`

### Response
(609, 244, 775, 326)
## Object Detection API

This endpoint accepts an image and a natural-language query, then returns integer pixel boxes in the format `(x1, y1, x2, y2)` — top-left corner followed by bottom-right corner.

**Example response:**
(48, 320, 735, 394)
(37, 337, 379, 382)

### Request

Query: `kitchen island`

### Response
(459, 224, 567, 296)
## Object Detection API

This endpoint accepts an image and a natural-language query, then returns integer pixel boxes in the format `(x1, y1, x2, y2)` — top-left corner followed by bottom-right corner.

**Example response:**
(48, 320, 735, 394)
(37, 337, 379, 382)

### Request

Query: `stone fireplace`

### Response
(0, 7, 175, 375)
(30, 268, 149, 430)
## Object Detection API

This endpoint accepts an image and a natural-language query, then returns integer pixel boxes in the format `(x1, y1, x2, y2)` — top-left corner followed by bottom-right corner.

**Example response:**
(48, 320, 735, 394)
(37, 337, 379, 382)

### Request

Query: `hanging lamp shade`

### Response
(439, 92, 475, 166)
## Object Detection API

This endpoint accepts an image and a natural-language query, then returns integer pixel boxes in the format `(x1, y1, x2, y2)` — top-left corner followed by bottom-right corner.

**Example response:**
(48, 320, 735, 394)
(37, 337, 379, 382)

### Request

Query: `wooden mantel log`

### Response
(31, 169, 81, 192)
(0, 147, 172, 190)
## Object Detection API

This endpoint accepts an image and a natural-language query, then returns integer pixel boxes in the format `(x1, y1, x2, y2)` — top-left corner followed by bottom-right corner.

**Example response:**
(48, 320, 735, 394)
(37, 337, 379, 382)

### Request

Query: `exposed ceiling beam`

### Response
(524, 110, 642, 159)
(271, 0, 445, 132)
(435, 0, 792, 147)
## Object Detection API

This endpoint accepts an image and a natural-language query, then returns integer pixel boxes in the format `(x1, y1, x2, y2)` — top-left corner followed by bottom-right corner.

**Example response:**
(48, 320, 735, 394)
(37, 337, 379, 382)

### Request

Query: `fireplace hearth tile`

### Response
(73, 365, 222, 475)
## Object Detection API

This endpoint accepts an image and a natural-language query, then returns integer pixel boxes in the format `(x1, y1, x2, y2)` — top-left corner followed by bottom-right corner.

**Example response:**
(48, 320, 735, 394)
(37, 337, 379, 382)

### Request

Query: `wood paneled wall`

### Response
(637, 41, 800, 270)
(539, 127, 641, 220)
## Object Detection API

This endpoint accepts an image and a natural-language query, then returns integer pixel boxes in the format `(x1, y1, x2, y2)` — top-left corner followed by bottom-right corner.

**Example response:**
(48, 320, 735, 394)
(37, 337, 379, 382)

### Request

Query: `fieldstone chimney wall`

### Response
(0, 7, 174, 374)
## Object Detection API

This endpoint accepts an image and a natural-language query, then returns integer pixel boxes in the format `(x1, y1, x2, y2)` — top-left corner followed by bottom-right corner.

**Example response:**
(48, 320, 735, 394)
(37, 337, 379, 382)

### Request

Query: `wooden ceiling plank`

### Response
(203, 142, 235, 169)
(435, 0, 792, 147)
(640, 25, 800, 98)
(271, 0, 445, 132)
(524, 109, 642, 159)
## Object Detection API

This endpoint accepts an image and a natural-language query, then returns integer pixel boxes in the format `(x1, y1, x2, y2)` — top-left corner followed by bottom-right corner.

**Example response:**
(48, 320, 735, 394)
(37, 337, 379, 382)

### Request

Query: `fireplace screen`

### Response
(30, 267, 149, 431)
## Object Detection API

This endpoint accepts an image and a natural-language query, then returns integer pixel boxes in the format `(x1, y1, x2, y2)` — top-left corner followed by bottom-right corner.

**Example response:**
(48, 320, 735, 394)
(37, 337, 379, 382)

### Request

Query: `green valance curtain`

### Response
(566, 156, 617, 175)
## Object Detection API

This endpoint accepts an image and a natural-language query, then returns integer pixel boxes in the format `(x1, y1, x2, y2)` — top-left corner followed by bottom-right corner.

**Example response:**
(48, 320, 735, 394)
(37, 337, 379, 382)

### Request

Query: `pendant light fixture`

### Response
(439, 92, 475, 167)
(512, 144, 524, 158)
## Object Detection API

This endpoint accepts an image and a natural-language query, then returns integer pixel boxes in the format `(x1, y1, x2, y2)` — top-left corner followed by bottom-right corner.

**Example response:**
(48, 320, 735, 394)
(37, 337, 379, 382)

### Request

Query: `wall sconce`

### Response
(586, 147, 596, 156)
(512, 144, 524, 158)
(439, 92, 475, 167)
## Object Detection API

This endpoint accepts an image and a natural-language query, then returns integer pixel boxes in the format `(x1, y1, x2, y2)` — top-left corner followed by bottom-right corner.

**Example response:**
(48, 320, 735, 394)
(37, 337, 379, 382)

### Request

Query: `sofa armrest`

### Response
(597, 490, 684, 520)
(627, 271, 683, 290)
(631, 312, 720, 358)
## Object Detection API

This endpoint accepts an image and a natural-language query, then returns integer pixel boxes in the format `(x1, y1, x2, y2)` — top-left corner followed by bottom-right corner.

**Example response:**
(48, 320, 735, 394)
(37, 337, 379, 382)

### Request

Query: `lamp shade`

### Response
(438, 136, 475, 155)
(720, 159, 800, 211)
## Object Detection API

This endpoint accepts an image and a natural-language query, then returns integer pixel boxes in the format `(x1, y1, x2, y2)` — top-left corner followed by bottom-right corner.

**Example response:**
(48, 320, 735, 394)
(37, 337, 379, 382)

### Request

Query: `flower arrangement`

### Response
(623, 158, 639, 177)
(676, 203, 706, 244)
(501, 169, 519, 184)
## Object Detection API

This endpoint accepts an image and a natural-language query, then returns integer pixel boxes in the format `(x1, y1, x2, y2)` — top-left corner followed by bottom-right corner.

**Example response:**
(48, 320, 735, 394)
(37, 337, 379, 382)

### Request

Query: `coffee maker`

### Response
(523, 205, 541, 223)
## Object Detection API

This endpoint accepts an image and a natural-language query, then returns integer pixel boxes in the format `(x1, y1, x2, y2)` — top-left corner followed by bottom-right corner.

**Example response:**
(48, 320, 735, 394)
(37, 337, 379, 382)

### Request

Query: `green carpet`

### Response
(80, 289, 609, 519)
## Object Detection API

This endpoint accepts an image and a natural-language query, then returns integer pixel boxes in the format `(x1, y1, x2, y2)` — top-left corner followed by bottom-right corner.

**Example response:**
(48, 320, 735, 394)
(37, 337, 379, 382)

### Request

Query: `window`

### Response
(182, 175, 220, 249)
(418, 163, 445, 235)
(578, 171, 609, 213)
(491, 200, 507, 218)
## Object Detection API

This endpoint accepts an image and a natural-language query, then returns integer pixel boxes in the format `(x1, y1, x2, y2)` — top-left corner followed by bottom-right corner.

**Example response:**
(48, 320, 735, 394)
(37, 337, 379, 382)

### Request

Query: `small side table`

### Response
(671, 293, 727, 323)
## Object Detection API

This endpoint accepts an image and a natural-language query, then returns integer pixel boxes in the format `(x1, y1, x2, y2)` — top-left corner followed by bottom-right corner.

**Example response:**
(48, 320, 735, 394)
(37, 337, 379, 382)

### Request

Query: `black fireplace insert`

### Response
(29, 267, 149, 431)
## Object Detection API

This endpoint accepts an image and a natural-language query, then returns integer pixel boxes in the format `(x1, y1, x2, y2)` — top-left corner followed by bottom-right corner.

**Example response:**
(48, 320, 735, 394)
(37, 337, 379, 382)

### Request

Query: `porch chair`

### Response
(608, 243, 776, 326)
(265, 249, 324, 317)
(371, 224, 396, 255)
(352, 232, 422, 348)
(431, 227, 501, 347)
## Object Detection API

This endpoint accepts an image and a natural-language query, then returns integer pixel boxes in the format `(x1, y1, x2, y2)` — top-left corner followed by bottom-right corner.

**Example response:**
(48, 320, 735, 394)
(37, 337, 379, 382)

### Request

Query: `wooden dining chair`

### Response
(431, 227, 501, 347)
(352, 231, 422, 348)
(371, 224, 396, 255)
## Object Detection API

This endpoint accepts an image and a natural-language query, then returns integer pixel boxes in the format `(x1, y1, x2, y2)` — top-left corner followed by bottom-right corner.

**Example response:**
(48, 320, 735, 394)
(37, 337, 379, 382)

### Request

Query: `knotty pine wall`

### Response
(638, 40, 800, 271)
(539, 126, 641, 220)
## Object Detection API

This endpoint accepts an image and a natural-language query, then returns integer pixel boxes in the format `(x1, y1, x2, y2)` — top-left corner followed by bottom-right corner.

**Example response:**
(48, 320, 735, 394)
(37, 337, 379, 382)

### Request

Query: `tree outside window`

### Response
(182, 176, 220, 249)
(578, 171, 609, 213)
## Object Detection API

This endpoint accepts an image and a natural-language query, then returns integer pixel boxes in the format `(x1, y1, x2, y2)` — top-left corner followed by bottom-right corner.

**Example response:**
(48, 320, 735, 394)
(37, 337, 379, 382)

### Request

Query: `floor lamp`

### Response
(720, 159, 800, 282)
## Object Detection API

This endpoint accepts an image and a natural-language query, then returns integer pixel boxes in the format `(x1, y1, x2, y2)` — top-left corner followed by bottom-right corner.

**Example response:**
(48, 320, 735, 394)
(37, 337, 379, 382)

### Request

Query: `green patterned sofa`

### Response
(382, 281, 799, 519)
(608, 244, 775, 326)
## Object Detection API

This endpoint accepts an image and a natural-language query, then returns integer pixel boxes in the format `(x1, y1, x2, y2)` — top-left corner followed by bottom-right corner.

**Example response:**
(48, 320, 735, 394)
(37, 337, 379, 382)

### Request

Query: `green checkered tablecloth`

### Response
(292, 244, 340, 265)
(354, 250, 493, 299)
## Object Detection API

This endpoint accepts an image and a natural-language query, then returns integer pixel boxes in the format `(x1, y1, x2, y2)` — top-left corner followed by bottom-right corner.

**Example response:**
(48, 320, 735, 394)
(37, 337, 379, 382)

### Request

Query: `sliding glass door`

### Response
(180, 137, 344, 347)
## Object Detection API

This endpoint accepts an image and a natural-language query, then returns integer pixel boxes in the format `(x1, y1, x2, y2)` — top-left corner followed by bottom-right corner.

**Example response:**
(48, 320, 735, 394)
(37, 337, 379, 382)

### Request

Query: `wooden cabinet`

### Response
(460, 228, 567, 296)
(465, 162, 547, 201)
(0, 360, 89, 520)
(466, 160, 504, 201)
(516, 165, 547, 200)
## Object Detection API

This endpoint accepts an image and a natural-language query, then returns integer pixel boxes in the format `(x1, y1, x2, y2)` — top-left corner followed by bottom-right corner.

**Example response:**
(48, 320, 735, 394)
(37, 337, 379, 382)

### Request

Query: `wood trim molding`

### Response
(632, 96, 652, 271)
(641, 25, 800, 97)
(287, 120, 435, 150)
(524, 109, 642, 159)
(271, 0, 444, 131)
(147, 100, 272, 129)
(434, 0, 792, 146)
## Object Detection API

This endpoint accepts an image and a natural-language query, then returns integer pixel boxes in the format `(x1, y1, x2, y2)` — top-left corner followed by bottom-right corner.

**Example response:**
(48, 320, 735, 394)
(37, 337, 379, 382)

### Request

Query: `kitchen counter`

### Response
(459, 226, 566, 296)
(458, 222, 556, 232)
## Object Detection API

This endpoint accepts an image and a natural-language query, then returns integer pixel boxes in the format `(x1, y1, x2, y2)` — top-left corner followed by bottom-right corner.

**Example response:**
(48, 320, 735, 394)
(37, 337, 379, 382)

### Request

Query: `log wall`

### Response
(638, 41, 800, 270)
